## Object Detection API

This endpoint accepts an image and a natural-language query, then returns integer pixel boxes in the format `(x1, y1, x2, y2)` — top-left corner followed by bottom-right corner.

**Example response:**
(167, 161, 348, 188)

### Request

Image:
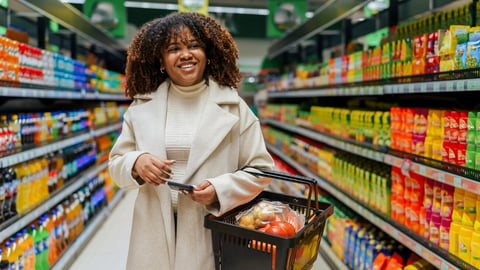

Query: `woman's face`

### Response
(162, 27, 207, 86)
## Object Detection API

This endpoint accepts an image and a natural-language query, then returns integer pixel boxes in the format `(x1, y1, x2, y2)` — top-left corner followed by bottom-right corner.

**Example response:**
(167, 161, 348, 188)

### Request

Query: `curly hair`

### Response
(125, 12, 242, 98)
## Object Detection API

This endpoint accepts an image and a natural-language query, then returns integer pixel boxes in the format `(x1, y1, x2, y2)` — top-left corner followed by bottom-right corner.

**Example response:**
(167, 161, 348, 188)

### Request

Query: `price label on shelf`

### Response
(446, 81, 455, 91)
(433, 82, 441, 92)
(419, 165, 426, 175)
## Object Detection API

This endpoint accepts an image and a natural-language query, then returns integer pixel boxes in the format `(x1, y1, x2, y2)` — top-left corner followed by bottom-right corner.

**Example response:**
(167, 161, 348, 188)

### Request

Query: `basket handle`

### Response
(240, 166, 319, 215)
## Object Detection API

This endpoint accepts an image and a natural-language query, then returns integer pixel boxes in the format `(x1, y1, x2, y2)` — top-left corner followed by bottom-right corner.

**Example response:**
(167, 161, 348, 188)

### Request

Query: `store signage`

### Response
(84, 0, 126, 38)
(178, 0, 209, 15)
(267, 0, 306, 38)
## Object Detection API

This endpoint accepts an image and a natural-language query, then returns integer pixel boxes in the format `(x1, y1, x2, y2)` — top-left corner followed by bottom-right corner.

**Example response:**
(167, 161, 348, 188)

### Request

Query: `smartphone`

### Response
(167, 181, 195, 192)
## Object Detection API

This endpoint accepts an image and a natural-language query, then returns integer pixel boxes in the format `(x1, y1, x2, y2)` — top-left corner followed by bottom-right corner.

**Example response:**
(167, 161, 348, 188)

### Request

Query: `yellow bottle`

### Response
(474, 197, 480, 231)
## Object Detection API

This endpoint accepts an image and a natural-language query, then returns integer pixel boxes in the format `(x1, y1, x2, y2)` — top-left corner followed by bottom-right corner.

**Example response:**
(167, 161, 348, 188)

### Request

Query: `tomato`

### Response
(270, 221, 296, 237)
(265, 225, 290, 237)
(257, 223, 271, 232)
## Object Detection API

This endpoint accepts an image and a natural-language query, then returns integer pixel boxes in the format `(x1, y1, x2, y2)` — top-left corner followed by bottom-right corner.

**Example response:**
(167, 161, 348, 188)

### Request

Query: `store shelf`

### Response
(263, 119, 385, 163)
(0, 162, 108, 243)
(319, 241, 348, 270)
(0, 86, 128, 101)
(384, 155, 480, 196)
(51, 188, 126, 270)
(265, 118, 480, 196)
(266, 77, 480, 99)
(0, 122, 122, 168)
(266, 143, 471, 270)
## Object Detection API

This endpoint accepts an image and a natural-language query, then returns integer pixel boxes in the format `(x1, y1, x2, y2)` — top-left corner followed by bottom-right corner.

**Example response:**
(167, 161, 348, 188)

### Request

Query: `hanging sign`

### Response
(84, 0, 126, 37)
(178, 0, 209, 15)
(267, 0, 306, 38)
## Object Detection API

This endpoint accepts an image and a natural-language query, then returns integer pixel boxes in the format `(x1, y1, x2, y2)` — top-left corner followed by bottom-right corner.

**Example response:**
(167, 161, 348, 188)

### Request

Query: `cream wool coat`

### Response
(108, 79, 274, 270)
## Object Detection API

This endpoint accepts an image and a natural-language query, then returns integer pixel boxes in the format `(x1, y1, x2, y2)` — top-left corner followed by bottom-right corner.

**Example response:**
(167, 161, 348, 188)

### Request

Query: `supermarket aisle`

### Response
(69, 189, 137, 270)
(70, 188, 331, 270)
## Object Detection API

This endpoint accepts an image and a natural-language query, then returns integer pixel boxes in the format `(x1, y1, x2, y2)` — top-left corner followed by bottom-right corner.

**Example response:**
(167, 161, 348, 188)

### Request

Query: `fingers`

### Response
(133, 154, 176, 185)
(189, 182, 218, 206)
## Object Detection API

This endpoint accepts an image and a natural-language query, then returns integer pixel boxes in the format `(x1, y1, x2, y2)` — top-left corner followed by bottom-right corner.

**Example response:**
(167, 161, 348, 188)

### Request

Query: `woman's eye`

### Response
(167, 47, 179, 52)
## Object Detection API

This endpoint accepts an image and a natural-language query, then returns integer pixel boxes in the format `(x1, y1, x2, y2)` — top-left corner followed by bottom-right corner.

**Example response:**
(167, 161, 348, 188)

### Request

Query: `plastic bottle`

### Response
(0, 248, 10, 270)
(3, 241, 14, 270)
(0, 169, 5, 223)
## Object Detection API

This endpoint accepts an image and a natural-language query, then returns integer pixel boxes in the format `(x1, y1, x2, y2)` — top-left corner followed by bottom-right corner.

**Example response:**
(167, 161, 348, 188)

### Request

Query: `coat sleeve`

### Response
(108, 108, 148, 189)
(206, 101, 274, 216)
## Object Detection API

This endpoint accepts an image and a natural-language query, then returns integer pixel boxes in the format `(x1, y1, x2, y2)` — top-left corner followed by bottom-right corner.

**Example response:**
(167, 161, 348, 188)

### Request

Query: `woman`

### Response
(108, 12, 274, 270)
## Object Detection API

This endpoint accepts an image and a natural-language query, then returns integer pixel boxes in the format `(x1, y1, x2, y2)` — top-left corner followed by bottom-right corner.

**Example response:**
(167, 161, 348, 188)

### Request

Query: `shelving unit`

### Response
(50, 188, 126, 270)
(266, 143, 474, 270)
(261, 0, 480, 269)
(265, 118, 480, 196)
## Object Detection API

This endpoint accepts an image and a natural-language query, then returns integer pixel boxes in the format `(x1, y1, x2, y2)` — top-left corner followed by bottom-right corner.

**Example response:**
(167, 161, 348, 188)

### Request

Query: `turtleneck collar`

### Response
(169, 80, 207, 98)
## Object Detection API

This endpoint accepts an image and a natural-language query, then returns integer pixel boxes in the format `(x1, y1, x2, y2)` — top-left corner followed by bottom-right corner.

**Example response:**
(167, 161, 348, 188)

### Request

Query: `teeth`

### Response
(180, 64, 194, 68)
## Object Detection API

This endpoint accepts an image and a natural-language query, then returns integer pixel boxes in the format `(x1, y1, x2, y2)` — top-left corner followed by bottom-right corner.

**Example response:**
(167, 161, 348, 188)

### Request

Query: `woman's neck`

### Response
(169, 80, 207, 98)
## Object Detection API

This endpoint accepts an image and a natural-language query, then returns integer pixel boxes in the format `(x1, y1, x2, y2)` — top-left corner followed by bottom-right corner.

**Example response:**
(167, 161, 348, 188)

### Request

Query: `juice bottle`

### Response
(0, 248, 9, 270)
(0, 169, 5, 223)
(3, 241, 14, 270)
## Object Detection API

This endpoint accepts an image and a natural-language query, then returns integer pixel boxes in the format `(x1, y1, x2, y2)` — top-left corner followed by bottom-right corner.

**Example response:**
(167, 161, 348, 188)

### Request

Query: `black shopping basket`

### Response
(204, 166, 334, 270)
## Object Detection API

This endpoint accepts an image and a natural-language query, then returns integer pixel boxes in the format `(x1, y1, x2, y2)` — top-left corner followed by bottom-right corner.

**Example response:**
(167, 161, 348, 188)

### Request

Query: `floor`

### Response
(70, 189, 332, 270)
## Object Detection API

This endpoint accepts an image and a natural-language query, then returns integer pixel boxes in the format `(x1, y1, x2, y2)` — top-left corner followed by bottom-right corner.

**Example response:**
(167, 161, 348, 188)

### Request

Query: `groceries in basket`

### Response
(236, 199, 305, 237)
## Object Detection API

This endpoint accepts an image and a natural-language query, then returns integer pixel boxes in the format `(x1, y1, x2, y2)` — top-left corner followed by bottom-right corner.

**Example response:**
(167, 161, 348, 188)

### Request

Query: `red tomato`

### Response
(270, 221, 296, 237)
(257, 224, 271, 232)
(265, 225, 289, 237)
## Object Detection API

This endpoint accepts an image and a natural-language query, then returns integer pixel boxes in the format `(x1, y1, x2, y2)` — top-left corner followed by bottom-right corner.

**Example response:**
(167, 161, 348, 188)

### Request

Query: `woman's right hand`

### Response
(133, 153, 176, 185)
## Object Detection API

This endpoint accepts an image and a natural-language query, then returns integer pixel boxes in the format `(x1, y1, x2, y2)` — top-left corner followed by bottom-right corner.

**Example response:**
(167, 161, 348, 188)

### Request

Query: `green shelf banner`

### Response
(178, 0, 209, 15)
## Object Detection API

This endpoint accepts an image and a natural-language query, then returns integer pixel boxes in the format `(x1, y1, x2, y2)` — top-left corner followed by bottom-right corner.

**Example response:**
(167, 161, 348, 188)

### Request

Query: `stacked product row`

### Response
(260, 104, 480, 170)
(0, 168, 116, 270)
(264, 3, 480, 90)
(262, 125, 480, 268)
(0, 129, 119, 226)
(0, 36, 124, 93)
(0, 103, 126, 152)
(271, 155, 434, 269)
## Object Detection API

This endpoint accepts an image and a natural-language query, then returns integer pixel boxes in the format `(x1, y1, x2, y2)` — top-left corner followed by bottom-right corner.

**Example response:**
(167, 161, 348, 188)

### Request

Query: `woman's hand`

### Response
(133, 153, 175, 185)
(186, 181, 218, 206)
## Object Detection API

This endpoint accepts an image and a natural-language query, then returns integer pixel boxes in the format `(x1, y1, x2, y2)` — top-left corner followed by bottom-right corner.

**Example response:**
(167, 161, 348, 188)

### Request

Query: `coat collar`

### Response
(132, 78, 240, 183)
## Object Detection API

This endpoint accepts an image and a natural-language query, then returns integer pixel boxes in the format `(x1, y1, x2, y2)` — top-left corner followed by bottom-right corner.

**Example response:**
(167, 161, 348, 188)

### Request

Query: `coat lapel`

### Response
(132, 82, 169, 159)
(184, 81, 239, 182)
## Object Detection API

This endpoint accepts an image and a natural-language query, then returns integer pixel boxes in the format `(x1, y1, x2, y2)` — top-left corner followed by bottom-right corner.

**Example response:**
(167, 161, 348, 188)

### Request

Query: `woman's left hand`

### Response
(185, 181, 218, 206)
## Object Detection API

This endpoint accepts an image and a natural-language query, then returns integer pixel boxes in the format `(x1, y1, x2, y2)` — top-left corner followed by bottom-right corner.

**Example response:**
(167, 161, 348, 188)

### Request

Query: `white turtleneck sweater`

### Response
(165, 80, 208, 210)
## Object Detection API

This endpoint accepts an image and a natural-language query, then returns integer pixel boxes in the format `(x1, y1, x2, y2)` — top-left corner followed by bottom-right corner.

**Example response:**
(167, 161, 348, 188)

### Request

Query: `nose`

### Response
(180, 49, 192, 60)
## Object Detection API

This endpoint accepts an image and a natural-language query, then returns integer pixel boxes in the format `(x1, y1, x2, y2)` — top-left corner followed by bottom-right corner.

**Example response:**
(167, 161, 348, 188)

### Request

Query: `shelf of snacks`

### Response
(266, 142, 475, 270)
(264, 118, 480, 197)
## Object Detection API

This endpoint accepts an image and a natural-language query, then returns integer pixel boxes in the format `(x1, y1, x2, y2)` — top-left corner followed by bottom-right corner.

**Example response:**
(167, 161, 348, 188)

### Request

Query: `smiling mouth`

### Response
(178, 63, 196, 69)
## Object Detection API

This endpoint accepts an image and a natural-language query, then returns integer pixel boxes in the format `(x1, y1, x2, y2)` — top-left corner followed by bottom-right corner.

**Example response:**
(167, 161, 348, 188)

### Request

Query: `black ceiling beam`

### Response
(13, 0, 126, 57)
(267, 0, 369, 59)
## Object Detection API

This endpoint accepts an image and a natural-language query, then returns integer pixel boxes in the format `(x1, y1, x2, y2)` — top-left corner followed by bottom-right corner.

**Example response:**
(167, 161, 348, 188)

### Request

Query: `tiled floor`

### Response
(69, 189, 332, 270)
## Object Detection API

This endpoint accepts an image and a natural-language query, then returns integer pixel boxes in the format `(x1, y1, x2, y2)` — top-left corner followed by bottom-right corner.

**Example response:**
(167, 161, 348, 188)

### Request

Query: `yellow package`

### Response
(462, 191, 477, 227)
(459, 226, 474, 263)
(471, 231, 480, 268)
